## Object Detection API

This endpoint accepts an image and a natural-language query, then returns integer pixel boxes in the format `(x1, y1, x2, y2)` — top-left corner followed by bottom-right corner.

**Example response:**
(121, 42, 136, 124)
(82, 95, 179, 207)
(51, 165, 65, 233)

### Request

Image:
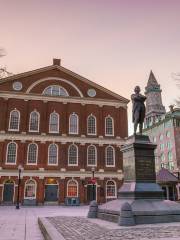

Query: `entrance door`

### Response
(3, 182, 14, 203)
(87, 184, 96, 202)
(45, 185, 58, 201)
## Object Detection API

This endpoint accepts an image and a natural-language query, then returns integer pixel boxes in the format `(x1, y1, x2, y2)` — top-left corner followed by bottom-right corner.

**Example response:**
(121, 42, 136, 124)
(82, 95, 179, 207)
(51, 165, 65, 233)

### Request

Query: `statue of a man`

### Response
(131, 86, 146, 135)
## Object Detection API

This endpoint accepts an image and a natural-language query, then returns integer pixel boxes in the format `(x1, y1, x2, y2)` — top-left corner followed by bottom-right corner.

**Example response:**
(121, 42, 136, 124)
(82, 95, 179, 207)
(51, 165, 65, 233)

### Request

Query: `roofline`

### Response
(0, 64, 130, 104)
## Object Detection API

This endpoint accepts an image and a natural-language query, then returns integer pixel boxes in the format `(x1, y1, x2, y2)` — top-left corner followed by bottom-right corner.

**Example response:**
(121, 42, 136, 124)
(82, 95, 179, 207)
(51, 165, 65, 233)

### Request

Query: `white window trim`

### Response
(106, 180, 117, 199)
(105, 146, 115, 167)
(67, 179, 79, 197)
(29, 110, 40, 132)
(27, 143, 38, 165)
(105, 115, 114, 136)
(24, 179, 37, 200)
(69, 113, 79, 135)
(68, 144, 78, 166)
(6, 142, 17, 165)
(49, 112, 60, 133)
(48, 143, 58, 166)
(87, 114, 97, 136)
(43, 85, 69, 97)
(8, 109, 20, 132)
(87, 145, 97, 167)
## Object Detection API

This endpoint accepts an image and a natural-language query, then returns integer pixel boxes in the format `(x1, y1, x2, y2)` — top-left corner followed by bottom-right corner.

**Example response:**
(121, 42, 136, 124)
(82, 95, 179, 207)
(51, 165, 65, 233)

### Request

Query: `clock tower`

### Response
(145, 70, 166, 128)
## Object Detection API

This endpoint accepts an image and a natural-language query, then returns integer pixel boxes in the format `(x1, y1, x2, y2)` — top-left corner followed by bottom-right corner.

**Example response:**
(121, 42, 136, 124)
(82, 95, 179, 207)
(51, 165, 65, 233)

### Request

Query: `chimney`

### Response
(53, 58, 61, 66)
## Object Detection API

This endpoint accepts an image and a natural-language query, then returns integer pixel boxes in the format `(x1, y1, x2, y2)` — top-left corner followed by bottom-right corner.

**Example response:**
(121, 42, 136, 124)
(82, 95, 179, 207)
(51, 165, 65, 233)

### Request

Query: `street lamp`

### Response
(91, 167, 96, 201)
(16, 164, 23, 209)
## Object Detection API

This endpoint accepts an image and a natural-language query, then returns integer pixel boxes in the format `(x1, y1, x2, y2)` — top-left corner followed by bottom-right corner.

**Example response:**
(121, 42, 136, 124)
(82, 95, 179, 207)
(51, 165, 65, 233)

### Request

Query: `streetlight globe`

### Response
(91, 167, 95, 172)
(18, 164, 23, 171)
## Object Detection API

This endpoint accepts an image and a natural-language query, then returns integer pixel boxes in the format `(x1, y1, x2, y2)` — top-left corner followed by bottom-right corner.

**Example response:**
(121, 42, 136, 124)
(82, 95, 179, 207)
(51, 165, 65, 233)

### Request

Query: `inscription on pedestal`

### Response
(136, 156, 156, 182)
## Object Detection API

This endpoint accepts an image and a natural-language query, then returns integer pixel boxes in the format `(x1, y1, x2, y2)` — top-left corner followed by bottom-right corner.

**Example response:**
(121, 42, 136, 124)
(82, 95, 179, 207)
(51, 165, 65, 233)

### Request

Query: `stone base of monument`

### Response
(95, 135, 180, 225)
(98, 199, 180, 225)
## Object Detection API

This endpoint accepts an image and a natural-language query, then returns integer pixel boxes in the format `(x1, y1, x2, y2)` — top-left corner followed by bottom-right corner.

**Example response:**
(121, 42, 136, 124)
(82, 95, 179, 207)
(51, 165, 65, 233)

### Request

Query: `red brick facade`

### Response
(0, 60, 128, 205)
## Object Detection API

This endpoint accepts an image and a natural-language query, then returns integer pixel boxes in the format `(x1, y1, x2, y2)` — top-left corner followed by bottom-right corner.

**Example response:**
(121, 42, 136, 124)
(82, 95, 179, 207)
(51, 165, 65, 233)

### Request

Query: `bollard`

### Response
(118, 202, 135, 226)
(87, 200, 98, 218)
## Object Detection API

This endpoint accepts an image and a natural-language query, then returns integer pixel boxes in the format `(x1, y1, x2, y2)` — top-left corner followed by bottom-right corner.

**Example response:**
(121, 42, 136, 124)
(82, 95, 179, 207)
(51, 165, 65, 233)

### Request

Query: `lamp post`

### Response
(16, 164, 23, 209)
(91, 167, 95, 201)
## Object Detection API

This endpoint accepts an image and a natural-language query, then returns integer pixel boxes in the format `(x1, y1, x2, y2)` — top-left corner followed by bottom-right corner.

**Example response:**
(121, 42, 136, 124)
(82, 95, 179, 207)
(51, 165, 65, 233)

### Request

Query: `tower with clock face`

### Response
(145, 70, 166, 128)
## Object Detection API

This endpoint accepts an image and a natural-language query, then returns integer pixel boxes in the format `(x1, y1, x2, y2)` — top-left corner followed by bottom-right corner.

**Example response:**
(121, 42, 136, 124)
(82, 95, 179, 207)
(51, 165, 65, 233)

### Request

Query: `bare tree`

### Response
(0, 48, 13, 78)
(0, 48, 6, 57)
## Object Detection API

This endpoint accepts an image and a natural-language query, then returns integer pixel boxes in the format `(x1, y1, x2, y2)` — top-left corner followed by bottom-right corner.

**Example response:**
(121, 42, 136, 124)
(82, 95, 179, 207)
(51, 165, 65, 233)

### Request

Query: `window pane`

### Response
(68, 145, 78, 165)
(67, 180, 78, 197)
(106, 181, 116, 197)
(7, 143, 16, 163)
(43, 85, 68, 97)
(87, 115, 96, 134)
(105, 117, 113, 135)
(28, 144, 37, 164)
(69, 114, 78, 134)
(49, 113, 59, 132)
(87, 146, 96, 165)
(48, 144, 58, 164)
(25, 180, 36, 198)
(9, 111, 20, 130)
(29, 112, 39, 131)
(106, 146, 115, 166)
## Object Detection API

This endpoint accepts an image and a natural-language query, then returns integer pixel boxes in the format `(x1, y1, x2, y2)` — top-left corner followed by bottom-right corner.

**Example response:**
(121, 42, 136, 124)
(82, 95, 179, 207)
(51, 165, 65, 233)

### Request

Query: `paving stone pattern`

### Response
(48, 216, 180, 240)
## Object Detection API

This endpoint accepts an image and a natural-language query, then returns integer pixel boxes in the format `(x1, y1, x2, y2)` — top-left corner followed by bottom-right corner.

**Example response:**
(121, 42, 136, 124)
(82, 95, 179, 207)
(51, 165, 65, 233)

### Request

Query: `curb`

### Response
(38, 217, 65, 240)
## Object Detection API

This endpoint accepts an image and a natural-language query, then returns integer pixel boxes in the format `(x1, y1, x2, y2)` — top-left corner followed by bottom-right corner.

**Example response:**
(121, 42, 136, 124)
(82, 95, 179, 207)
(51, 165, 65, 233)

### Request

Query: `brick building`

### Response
(0, 59, 129, 205)
(143, 71, 180, 200)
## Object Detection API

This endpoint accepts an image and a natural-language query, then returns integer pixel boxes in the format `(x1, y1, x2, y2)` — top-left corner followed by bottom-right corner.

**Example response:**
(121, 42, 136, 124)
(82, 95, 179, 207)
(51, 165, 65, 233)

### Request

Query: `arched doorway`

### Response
(44, 178, 58, 202)
(3, 180, 14, 203)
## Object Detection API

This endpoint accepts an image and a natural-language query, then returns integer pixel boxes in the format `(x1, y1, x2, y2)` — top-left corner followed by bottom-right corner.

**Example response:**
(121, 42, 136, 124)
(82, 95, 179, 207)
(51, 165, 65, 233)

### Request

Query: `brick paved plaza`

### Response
(45, 216, 180, 240)
(0, 205, 88, 240)
(1, 205, 180, 240)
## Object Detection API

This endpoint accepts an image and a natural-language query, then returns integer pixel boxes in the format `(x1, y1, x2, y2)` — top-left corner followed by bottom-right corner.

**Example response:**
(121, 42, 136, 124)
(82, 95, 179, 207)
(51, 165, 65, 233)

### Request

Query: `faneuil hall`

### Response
(0, 59, 129, 205)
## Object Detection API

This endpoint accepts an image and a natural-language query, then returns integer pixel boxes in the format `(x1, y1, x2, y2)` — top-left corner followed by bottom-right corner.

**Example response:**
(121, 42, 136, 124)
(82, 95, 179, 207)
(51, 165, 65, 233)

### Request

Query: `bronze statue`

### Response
(131, 86, 146, 135)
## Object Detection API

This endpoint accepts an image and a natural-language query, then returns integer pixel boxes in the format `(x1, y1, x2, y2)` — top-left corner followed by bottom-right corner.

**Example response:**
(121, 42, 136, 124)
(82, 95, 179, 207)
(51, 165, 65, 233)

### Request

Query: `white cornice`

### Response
(0, 169, 123, 180)
(0, 133, 124, 146)
(0, 91, 127, 108)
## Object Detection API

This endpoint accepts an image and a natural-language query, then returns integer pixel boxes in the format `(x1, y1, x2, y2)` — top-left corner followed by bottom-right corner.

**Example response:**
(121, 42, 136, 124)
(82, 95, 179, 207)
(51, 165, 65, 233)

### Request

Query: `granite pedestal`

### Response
(97, 135, 180, 225)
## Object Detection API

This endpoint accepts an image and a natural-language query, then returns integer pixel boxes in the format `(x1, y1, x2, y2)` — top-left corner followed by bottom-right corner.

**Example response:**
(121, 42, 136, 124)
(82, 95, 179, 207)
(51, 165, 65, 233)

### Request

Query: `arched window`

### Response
(166, 131, 171, 138)
(106, 180, 117, 198)
(24, 179, 36, 199)
(6, 142, 17, 164)
(49, 112, 59, 133)
(9, 110, 20, 131)
(67, 179, 78, 197)
(68, 144, 78, 165)
(168, 151, 173, 161)
(48, 144, 58, 165)
(105, 116, 114, 136)
(43, 85, 69, 97)
(69, 113, 78, 134)
(27, 143, 38, 164)
(29, 111, 40, 132)
(160, 153, 165, 162)
(105, 146, 115, 167)
(87, 115, 96, 135)
(87, 145, 97, 166)
(159, 134, 163, 141)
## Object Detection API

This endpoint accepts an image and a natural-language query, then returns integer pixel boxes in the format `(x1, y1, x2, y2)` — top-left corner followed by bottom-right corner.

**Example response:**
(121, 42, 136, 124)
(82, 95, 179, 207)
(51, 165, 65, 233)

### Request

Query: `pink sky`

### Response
(1, 0, 180, 134)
